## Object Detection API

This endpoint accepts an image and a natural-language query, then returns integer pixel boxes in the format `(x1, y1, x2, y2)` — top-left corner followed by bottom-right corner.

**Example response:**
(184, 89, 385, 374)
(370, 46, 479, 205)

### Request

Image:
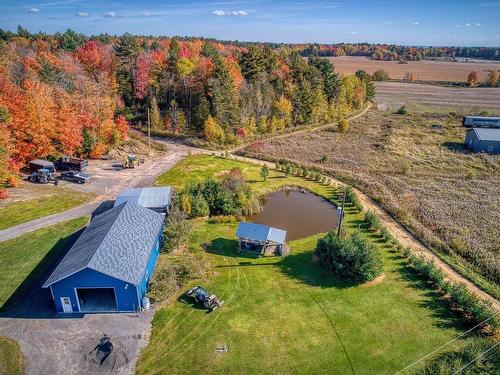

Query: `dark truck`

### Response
(29, 159, 55, 173)
(54, 156, 88, 171)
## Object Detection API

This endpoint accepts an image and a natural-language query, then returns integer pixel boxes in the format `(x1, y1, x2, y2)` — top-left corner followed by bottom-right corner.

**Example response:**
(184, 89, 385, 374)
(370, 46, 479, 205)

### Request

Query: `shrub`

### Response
(338, 118, 349, 132)
(345, 186, 363, 212)
(380, 227, 393, 242)
(7, 175, 18, 188)
(419, 338, 499, 375)
(162, 207, 193, 253)
(396, 105, 408, 115)
(189, 193, 210, 218)
(372, 69, 390, 81)
(148, 252, 211, 304)
(364, 210, 381, 230)
(0, 189, 8, 199)
(315, 232, 383, 282)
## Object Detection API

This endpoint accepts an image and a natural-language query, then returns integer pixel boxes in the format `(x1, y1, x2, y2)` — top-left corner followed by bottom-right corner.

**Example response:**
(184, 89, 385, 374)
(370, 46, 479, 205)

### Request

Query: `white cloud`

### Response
(465, 23, 471, 26)
(76, 11, 88, 17)
(475, 23, 482, 26)
(456, 24, 461, 27)
(212, 9, 248, 16)
(144, 11, 153, 16)
(347, 31, 358, 34)
(28, 7, 40, 13)
(103, 11, 116, 18)
(412, 21, 419, 25)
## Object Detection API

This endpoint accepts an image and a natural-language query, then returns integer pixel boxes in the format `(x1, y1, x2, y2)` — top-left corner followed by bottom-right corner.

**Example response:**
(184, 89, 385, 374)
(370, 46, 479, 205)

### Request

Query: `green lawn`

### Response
(0, 192, 93, 230)
(137, 155, 466, 374)
(0, 336, 24, 375)
(0, 217, 88, 308)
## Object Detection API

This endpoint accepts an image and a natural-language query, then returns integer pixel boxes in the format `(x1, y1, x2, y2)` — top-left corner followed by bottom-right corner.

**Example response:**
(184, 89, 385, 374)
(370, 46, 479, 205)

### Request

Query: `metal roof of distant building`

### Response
(236, 222, 287, 245)
(114, 187, 172, 209)
(43, 202, 164, 287)
(472, 128, 500, 142)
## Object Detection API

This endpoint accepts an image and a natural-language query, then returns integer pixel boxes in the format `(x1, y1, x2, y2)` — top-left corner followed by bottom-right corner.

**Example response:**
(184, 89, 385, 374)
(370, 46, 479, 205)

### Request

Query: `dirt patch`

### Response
(360, 274, 385, 288)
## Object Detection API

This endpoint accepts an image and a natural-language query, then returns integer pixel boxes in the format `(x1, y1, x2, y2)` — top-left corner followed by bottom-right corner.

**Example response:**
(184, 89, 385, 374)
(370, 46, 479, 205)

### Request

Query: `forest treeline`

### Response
(0, 27, 372, 183)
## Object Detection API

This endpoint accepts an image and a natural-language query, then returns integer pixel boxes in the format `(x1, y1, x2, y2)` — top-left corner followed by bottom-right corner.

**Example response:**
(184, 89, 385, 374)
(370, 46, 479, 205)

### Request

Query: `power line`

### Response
(395, 312, 499, 374)
(451, 341, 499, 375)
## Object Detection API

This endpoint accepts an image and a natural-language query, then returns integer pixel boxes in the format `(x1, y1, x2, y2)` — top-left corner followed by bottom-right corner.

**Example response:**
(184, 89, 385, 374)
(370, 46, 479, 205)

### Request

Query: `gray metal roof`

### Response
(43, 202, 164, 287)
(473, 128, 500, 142)
(114, 187, 172, 209)
(236, 222, 286, 245)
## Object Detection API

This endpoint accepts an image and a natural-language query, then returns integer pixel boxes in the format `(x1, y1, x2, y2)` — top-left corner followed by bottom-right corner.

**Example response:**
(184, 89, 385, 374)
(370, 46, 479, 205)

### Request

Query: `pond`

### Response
(247, 190, 339, 241)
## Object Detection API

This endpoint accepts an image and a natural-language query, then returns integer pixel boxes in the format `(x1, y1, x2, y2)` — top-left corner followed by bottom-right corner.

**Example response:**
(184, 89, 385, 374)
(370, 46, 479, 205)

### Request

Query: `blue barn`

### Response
(43, 202, 164, 313)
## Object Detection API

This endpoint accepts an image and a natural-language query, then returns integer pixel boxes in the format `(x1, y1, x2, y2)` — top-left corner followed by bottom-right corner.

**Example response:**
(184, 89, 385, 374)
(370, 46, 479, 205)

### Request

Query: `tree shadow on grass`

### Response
(204, 238, 262, 259)
(442, 141, 470, 154)
(277, 250, 357, 289)
(0, 228, 86, 319)
(394, 258, 466, 331)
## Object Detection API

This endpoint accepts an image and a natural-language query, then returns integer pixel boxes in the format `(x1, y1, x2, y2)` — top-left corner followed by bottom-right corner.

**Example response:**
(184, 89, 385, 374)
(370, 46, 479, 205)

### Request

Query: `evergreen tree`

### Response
(240, 46, 266, 81)
(59, 29, 84, 51)
(260, 165, 269, 181)
(209, 56, 240, 129)
(114, 33, 140, 106)
(150, 96, 162, 130)
(192, 93, 210, 133)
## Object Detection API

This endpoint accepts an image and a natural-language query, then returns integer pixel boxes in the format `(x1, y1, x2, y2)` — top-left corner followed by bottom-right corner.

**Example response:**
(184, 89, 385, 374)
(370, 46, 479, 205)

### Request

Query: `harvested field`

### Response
(329, 56, 500, 82)
(240, 110, 500, 295)
(375, 82, 500, 114)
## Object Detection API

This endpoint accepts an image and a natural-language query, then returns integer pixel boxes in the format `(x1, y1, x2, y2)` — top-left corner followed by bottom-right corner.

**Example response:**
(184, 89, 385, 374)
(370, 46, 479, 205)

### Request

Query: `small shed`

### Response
(114, 187, 172, 213)
(236, 222, 288, 256)
(465, 128, 500, 154)
(462, 116, 500, 128)
(43, 202, 164, 313)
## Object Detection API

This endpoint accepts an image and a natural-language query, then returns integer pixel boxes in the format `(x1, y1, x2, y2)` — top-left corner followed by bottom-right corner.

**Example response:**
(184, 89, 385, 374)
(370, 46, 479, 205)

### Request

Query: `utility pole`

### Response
(147, 106, 151, 156)
(337, 186, 347, 237)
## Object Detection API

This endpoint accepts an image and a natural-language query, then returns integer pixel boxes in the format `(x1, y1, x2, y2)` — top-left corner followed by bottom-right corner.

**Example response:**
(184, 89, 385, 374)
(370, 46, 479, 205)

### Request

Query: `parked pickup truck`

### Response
(54, 156, 89, 171)
(59, 170, 91, 184)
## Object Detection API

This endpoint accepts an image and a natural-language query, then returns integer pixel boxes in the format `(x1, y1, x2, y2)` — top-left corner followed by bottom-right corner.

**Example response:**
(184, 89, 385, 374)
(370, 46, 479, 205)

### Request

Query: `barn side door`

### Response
(60, 297, 73, 313)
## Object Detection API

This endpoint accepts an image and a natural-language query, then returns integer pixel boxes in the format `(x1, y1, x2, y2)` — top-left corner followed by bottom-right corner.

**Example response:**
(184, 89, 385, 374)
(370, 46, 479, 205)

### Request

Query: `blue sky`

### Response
(1, 1, 500, 46)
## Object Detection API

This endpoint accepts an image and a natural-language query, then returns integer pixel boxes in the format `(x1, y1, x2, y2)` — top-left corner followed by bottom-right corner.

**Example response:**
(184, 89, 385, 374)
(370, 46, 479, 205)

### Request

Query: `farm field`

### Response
(329, 56, 500, 82)
(137, 155, 467, 374)
(0, 217, 88, 308)
(374, 81, 500, 114)
(239, 110, 500, 299)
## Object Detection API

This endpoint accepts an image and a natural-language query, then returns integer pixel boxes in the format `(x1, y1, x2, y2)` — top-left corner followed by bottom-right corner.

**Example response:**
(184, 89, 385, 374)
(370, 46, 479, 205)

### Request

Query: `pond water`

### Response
(247, 190, 339, 241)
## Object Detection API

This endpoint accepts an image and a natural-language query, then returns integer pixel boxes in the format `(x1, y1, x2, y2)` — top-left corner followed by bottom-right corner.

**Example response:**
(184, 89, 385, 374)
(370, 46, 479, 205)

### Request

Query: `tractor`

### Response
(123, 154, 143, 169)
(186, 286, 223, 310)
(28, 168, 58, 185)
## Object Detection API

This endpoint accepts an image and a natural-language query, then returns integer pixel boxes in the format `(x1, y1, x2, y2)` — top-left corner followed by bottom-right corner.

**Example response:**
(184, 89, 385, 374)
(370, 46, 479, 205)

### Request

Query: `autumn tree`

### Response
(467, 71, 478, 87)
(204, 115, 224, 143)
(488, 70, 499, 87)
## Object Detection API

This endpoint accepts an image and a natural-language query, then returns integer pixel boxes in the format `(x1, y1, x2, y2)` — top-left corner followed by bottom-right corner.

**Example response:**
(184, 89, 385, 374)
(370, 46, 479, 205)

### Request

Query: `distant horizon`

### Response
(2, 1, 500, 47)
(4, 26, 500, 49)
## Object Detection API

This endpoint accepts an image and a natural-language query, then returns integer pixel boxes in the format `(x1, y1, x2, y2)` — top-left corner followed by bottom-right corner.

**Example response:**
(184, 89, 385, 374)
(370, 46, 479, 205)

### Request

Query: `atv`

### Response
(186, 286, 223, 310)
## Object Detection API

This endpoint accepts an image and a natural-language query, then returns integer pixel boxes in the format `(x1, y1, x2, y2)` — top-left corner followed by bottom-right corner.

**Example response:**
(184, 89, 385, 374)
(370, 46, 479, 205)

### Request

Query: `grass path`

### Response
(138, 154, 466, 374)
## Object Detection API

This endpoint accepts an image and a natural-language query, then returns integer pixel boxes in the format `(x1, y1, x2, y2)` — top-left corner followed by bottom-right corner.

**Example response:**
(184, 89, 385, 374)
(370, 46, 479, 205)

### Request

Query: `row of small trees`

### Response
(467, 70, 499, 87)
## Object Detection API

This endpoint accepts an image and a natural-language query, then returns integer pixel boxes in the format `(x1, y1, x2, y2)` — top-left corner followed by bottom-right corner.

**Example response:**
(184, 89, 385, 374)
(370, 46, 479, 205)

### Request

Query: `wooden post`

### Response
(147, 106, 151, 156)
(337, 187, 347, 237)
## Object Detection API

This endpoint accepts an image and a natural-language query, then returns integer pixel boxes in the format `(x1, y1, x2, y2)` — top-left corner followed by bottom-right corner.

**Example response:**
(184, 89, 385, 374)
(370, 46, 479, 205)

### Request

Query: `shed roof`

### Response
(43, 202, 164, 287)
(472, 128, 500, 142)
(114, 187, 172, 209)
(236, 222, 286, 245)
